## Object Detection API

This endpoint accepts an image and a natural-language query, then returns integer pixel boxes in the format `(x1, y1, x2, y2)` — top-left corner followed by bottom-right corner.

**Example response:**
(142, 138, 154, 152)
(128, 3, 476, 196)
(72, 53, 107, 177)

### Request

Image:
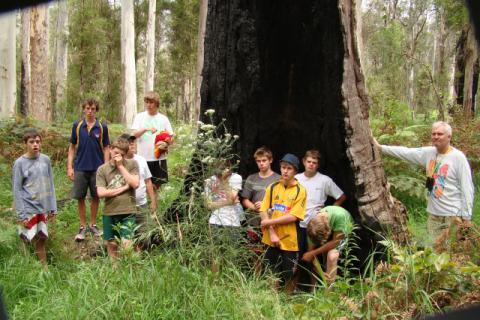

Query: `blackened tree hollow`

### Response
(171, 0, 409, 259)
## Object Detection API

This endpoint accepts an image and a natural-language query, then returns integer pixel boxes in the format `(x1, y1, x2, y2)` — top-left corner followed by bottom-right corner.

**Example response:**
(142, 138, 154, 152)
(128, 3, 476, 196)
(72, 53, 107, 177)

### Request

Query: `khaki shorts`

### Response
(427, 214, 460, 236)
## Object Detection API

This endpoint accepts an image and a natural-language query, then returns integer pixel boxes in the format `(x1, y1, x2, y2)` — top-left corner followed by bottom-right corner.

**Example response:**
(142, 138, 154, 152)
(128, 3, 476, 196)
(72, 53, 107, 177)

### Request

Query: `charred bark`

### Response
(168, 0, 409, 263)
(453, 25, 479, 115)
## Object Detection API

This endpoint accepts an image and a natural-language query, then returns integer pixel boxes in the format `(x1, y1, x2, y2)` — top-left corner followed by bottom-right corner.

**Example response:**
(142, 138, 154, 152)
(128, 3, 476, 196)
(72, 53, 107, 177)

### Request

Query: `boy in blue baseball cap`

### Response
(259, 153, 306, 293)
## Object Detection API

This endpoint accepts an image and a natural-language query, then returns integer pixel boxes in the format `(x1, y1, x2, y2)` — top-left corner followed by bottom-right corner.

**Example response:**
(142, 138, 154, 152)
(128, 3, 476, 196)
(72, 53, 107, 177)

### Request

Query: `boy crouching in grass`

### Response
(12, 129, 57, 268)
(96, 138, 139, 259)
(302, 206, 353, 285)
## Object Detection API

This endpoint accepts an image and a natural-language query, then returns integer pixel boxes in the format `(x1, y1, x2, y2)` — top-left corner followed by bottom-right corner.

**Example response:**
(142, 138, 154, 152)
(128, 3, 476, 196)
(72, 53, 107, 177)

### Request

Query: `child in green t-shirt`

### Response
(302, 206, 353, 284)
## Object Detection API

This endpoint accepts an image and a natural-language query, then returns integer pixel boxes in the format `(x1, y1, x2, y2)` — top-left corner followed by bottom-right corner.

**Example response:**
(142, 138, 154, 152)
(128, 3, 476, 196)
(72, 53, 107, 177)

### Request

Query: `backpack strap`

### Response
(75, 119, 104, 150)
(75, 119, 84, 145)
(98, 119, 104, 150)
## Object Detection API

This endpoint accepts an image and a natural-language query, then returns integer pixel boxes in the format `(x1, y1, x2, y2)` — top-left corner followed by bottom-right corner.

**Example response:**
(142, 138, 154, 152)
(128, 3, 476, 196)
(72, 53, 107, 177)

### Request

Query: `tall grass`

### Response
(1, 118, 479, 319)
(1, 250, 297, 319)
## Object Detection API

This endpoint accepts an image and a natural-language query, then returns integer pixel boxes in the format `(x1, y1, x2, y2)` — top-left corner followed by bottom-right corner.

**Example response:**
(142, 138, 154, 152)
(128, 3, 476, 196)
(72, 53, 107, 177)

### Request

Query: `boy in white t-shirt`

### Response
(131, 91, 173, 190)
(295, 150, 346, 229)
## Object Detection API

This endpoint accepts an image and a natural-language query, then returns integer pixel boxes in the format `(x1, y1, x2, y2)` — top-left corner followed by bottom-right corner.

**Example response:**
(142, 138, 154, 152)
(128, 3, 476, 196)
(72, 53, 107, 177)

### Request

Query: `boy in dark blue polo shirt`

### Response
(67, 99, 110, 241)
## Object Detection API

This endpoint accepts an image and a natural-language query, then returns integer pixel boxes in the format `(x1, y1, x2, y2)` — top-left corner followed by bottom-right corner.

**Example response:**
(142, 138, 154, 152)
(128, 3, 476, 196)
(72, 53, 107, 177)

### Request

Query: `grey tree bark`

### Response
(453, 24, 479, 115)
(462, 25, 479, 115)
(54, 0, 68, 114)
(121, 0, 137, 126)
(30, 4, 52, 122)
(144, 0, 156, 93)
(404, 0, 428, 115)
(0, 11, 17, 118)
(194, 0, 208, 122)
(21, 8, 31, 116)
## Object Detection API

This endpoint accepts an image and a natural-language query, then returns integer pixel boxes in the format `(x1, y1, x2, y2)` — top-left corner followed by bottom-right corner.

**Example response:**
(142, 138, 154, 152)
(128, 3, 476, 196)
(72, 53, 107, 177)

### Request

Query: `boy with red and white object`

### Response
(131, 91, 173, 190)
(13, 129, 57, 267)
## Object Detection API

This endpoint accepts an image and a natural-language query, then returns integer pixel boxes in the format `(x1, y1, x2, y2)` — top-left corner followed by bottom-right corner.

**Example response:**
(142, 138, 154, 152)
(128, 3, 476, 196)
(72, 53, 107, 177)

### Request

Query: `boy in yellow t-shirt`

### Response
(259, 154, 306, 293)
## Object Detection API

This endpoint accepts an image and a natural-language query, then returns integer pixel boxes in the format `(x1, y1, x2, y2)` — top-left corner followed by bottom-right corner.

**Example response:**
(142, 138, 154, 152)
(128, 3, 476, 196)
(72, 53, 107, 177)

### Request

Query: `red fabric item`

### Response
(154, 130, 173, 159)
(25, 214, 47, 229)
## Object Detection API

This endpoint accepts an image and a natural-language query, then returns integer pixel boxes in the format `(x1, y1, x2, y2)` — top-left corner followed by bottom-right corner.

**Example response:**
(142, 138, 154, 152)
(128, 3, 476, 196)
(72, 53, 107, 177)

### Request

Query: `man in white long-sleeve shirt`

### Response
(374, 121, 474, 236)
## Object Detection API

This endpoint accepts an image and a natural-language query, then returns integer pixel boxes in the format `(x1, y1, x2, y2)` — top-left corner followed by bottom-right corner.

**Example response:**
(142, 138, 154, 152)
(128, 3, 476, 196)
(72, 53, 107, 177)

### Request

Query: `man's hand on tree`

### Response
(372, 137, 381, 150)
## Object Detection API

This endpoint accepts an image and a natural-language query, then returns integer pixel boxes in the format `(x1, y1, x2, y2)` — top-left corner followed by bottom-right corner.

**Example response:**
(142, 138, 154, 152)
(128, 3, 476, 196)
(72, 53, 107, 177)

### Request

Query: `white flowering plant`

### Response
(140, 109, 255, 271)
(165, 108, 241, 226)
(194, 109, 240, 184)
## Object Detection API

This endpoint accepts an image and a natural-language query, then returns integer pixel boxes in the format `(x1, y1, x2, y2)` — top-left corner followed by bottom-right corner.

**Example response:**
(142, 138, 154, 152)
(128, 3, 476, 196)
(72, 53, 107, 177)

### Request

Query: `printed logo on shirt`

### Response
(432, 164, 449, 198)
(274, 203, 288, 213)
(108, 174, 126, 189)
(143, 118, 163, 138)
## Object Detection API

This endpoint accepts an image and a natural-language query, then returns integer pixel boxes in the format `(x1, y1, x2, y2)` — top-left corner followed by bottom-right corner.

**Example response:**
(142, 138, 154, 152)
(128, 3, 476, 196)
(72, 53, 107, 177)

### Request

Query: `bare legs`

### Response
(105, 239, 133, 259)
(325, 249, 339, 284)
(78, 197, 99, 227)
(34, 238, 47, 264)
(25, 237, 48, 271)
(309, 249, 340, 286)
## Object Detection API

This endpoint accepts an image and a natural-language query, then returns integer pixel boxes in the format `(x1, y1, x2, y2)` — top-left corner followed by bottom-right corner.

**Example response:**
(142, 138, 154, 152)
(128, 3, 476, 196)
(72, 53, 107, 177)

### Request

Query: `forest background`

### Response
(0, 0, 479, 319)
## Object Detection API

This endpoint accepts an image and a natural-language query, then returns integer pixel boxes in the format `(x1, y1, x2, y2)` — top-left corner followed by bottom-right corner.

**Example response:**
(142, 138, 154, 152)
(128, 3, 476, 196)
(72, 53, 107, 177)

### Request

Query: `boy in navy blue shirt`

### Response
(67, 99, 110, 241)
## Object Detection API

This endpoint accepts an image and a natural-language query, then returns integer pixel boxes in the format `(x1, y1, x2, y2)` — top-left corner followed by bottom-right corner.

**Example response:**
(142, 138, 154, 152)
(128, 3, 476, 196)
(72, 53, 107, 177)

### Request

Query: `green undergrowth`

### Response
(1, 118, 480, 319)
(1, 251, 291, 319)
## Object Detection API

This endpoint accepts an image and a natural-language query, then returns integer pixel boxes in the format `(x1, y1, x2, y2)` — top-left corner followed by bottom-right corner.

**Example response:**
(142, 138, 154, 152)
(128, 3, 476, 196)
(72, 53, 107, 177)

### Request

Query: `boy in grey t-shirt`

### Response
(12, 129, 57, 267)
(241, 147, 280, 227)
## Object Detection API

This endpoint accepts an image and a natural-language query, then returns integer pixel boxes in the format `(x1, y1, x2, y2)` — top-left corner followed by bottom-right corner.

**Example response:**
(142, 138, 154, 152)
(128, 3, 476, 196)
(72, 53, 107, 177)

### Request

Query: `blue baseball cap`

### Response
(280, 153, 300, 170)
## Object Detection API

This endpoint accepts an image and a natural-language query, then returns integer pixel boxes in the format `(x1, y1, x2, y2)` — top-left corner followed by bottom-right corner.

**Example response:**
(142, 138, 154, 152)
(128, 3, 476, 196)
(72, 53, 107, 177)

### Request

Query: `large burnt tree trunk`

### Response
(170, 0, 408, 261)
